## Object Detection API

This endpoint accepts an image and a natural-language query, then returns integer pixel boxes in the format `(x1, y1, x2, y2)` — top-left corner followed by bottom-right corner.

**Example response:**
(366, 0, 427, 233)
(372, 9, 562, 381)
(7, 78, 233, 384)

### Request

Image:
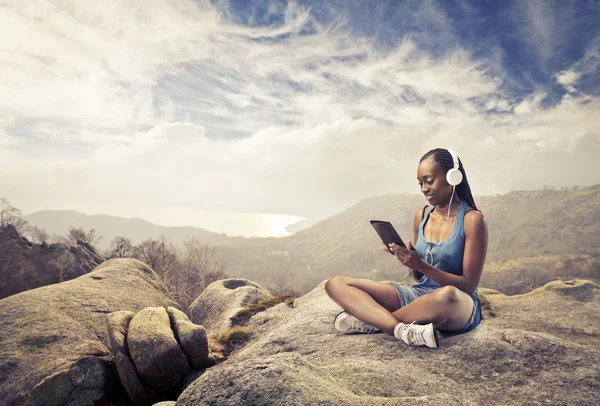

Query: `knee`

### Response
(324, 275, 346, 295)
(433, 286, 461, 307)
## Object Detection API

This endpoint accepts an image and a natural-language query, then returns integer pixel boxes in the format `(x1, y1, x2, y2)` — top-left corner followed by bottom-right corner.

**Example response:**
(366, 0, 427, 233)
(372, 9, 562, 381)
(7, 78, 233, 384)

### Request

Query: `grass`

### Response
(208, 295, 295, 359)
(211, 327, 254, 358)
(230, 295, 295, 326)
(479, 294, 497, 318)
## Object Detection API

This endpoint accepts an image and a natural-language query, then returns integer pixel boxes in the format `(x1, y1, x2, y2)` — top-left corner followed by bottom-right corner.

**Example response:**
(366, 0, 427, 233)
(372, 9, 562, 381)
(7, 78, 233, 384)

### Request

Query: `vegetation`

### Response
(211, 327, 254, 357)
(65, 226, 103, 246)
(4, 184, 600, 300)
(230, 295, 295, 326)
(0, 199, 231, 306)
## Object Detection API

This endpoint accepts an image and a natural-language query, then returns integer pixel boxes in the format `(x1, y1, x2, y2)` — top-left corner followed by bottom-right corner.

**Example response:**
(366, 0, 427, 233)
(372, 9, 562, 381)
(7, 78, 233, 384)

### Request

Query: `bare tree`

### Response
(107, 236, 133, 258)
(49, 234, 69, 245)
(55, 252, 75, 282)
(172, 237, 228, 310)
(65, 226, 103, 247)
(133, 235, 179, 283)
(29, 226, 49, 244)
(0, 197, 29, 235)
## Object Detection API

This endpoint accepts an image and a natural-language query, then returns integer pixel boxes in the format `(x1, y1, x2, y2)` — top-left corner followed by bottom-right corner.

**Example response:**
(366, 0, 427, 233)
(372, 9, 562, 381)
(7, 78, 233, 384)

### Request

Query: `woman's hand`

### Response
(389, 240, 425, 271)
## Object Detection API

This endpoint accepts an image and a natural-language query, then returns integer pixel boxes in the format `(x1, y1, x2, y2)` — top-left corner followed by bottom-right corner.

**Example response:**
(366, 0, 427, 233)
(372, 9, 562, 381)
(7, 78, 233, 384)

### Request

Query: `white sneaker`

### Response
(394, 321, 439, 349)
(334, 311, 381, 334)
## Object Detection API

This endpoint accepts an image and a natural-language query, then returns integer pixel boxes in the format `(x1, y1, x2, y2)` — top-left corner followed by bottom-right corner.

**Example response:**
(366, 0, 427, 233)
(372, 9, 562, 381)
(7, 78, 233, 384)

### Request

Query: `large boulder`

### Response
(0, 224, 105, 299)
(167, 307, 214, 369)
(128, 307, 191, 394)
(188, 278, 272, 334)
(178, 278, 600, 405)
(106, 306, 216, 405)
(0, 258, 177, 406)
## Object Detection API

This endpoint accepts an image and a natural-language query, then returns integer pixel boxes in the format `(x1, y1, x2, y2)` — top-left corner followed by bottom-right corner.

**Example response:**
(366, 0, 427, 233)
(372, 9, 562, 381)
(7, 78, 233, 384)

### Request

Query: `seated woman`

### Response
(325, 148, 488, 349)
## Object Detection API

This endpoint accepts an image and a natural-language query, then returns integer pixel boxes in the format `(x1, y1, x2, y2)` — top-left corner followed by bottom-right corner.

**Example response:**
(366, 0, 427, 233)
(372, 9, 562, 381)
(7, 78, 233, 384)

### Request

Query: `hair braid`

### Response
(419, 148, 479, 211)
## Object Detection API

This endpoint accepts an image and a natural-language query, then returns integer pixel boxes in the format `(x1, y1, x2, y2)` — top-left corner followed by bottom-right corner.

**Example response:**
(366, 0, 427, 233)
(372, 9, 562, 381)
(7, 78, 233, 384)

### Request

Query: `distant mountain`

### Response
(24, 210, 228, 252)
(23, 185, 600, 295)
(208, 185, 600, 294)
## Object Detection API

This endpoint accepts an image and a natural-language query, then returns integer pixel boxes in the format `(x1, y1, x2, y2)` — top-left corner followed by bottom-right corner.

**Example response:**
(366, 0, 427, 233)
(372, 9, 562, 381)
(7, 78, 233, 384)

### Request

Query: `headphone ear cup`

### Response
(446, 168, 463, 186)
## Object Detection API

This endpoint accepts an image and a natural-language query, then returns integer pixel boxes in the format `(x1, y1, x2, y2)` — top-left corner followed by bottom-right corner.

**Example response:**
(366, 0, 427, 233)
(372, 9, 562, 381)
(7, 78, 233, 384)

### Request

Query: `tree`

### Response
(133, 235, 179, 282)
(54, 252, 75, 282)
(171, 237, 228, 310)
(107, 236, 133, 258)
(0, 197, 29, 235)
(65, 226, 103, 247)
(132, 236, 228, 311)
(29, 226, 49, 244)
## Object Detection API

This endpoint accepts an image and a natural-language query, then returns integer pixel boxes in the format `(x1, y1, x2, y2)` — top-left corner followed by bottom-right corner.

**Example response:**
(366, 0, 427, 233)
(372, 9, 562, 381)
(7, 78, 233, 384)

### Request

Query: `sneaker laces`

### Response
(400, 321, 427, 346)
(346, 313, 380, 333)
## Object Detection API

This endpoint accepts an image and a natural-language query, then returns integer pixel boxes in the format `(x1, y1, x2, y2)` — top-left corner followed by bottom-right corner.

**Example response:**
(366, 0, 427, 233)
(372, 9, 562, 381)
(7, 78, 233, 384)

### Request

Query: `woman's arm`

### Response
(392, 210, 488, 295)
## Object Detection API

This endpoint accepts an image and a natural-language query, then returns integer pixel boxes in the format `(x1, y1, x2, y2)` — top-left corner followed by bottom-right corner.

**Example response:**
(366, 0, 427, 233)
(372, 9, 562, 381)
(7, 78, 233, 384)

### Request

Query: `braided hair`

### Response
(419, 148, 479, 211)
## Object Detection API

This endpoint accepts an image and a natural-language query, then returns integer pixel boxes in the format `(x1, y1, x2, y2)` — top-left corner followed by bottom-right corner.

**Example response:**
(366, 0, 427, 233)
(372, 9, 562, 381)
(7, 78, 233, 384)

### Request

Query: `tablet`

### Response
(370, 220, 406, 254)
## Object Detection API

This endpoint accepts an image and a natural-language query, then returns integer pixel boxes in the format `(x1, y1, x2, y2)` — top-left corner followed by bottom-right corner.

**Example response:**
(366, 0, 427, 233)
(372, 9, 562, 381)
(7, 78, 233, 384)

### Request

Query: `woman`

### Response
(324, 148, 488, 349)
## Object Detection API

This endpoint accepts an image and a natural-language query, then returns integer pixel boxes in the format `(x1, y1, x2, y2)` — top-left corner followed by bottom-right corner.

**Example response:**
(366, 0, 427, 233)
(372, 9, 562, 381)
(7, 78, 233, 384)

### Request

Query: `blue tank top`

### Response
(414, 199, 477, 293)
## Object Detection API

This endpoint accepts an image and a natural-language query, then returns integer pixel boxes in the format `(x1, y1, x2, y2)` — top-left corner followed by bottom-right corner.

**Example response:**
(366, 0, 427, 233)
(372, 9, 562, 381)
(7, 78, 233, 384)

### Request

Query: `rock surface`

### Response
(106, 306, 215, 405)
(178, 278, 600, 405)
(0, 224, 105, 299)
(128, 307, 191, 393)
(0, 258, 176, 406)
(168, 307, 214, 369)
(188, 278, 272, 334)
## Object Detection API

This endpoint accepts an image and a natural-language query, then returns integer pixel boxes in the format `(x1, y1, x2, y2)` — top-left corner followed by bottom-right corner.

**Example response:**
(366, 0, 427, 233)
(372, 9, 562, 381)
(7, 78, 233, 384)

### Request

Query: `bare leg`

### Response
(325, 277, 474, 335)
(391, 285, 475, 332)
(325, 276, 402, 335)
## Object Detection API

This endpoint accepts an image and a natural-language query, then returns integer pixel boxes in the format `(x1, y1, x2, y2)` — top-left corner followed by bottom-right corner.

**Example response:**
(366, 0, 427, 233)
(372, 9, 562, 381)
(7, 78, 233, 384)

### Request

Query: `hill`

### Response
(210, 185, 600, 294)
(23, 210, 228, 252)
(21, 185, 600, 296)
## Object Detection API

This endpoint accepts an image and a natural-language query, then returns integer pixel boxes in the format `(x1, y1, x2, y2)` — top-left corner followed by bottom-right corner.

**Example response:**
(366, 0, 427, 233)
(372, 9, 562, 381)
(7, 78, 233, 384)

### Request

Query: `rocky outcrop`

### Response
(0, 258, 176, 406)
(178, 278, 600, 405)
(107, 307, 215, 405)
(188, 278, 272, 334)
(0, 224, 105, 299)
(480, 253, 600, 295)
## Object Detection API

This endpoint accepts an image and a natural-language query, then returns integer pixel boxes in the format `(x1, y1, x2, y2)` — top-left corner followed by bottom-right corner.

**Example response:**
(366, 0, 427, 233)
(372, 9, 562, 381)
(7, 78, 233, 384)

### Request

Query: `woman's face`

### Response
(417, 158, 452, 205)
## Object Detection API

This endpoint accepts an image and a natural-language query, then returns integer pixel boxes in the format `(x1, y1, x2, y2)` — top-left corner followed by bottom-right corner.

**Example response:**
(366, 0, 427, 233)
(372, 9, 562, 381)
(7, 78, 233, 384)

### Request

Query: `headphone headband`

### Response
(446, 148, 459, 170)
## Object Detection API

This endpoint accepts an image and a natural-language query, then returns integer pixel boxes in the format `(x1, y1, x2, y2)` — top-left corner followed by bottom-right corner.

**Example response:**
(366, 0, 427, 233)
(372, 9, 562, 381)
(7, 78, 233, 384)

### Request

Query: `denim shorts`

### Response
(390, 276, 482, 335)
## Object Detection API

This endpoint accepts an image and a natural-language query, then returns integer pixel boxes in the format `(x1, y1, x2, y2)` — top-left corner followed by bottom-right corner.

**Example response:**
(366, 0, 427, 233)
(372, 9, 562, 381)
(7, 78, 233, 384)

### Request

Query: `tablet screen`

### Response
(370, 220, 406, 253)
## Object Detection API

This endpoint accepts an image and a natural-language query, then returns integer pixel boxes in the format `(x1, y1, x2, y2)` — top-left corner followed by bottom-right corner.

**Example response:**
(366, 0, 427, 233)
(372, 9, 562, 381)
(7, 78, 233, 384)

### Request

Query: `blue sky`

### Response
(0, 0, 599, 236)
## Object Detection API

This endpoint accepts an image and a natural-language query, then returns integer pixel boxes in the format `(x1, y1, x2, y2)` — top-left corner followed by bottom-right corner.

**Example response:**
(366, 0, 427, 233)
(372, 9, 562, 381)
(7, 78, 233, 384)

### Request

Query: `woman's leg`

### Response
(325, 276, 402, 335)
(325, 277, 475, 335)
(391, 285, 475, 332)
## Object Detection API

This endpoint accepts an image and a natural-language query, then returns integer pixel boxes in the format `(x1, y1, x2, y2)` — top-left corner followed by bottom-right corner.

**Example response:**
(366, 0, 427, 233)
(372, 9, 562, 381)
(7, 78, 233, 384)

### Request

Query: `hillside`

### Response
(24, 210, 228, 251)
(21, 185, 600, 296)
(210, 185, 600, 294)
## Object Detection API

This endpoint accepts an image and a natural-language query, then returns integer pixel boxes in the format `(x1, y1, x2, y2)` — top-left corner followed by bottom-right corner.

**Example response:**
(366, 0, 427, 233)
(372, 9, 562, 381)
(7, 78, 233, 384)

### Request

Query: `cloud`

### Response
(554, 35, 600, 93)
(0, 0, 599, 231)
(555, 70, 581, 93)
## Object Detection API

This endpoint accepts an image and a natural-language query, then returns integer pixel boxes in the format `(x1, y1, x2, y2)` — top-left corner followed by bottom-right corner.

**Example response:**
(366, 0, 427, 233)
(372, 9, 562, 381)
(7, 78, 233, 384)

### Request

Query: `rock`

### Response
(167, 307, 214, 369)
(177, 278, 600, 405)
(153, 402, 177, 406)
(0, 225, 106, 299)
(128, 307, 191, 394)
(107, 310, 135, 354)
(0, 258, 177, 406)
(188, 278, 272, 334)
(115, 351, 162, 406)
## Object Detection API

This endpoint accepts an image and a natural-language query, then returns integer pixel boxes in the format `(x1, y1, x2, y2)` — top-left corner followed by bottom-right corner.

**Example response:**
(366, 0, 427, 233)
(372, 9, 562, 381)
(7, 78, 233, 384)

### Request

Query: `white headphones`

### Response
(445, 148, 463, 187)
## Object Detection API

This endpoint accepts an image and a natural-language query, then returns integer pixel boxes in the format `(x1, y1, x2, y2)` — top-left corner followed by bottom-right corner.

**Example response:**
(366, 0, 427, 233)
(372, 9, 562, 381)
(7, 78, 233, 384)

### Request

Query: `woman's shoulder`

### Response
(463, 204, 486, 236)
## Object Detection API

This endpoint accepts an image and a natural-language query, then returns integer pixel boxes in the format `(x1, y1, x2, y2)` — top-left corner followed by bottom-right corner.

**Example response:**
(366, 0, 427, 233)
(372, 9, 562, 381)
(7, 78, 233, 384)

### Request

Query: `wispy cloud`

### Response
(0, 0, 599, 231)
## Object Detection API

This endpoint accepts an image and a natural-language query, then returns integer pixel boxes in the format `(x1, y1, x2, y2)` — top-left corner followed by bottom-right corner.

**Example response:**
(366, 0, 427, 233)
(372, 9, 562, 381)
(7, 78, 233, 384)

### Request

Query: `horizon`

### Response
(17, 183, 594, 238)
(1, 0, 599, 237)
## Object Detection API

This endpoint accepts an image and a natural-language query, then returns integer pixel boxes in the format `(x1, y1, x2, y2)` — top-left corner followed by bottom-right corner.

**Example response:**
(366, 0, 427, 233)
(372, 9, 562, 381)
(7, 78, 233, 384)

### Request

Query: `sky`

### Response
(1, 0, 599, 237)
